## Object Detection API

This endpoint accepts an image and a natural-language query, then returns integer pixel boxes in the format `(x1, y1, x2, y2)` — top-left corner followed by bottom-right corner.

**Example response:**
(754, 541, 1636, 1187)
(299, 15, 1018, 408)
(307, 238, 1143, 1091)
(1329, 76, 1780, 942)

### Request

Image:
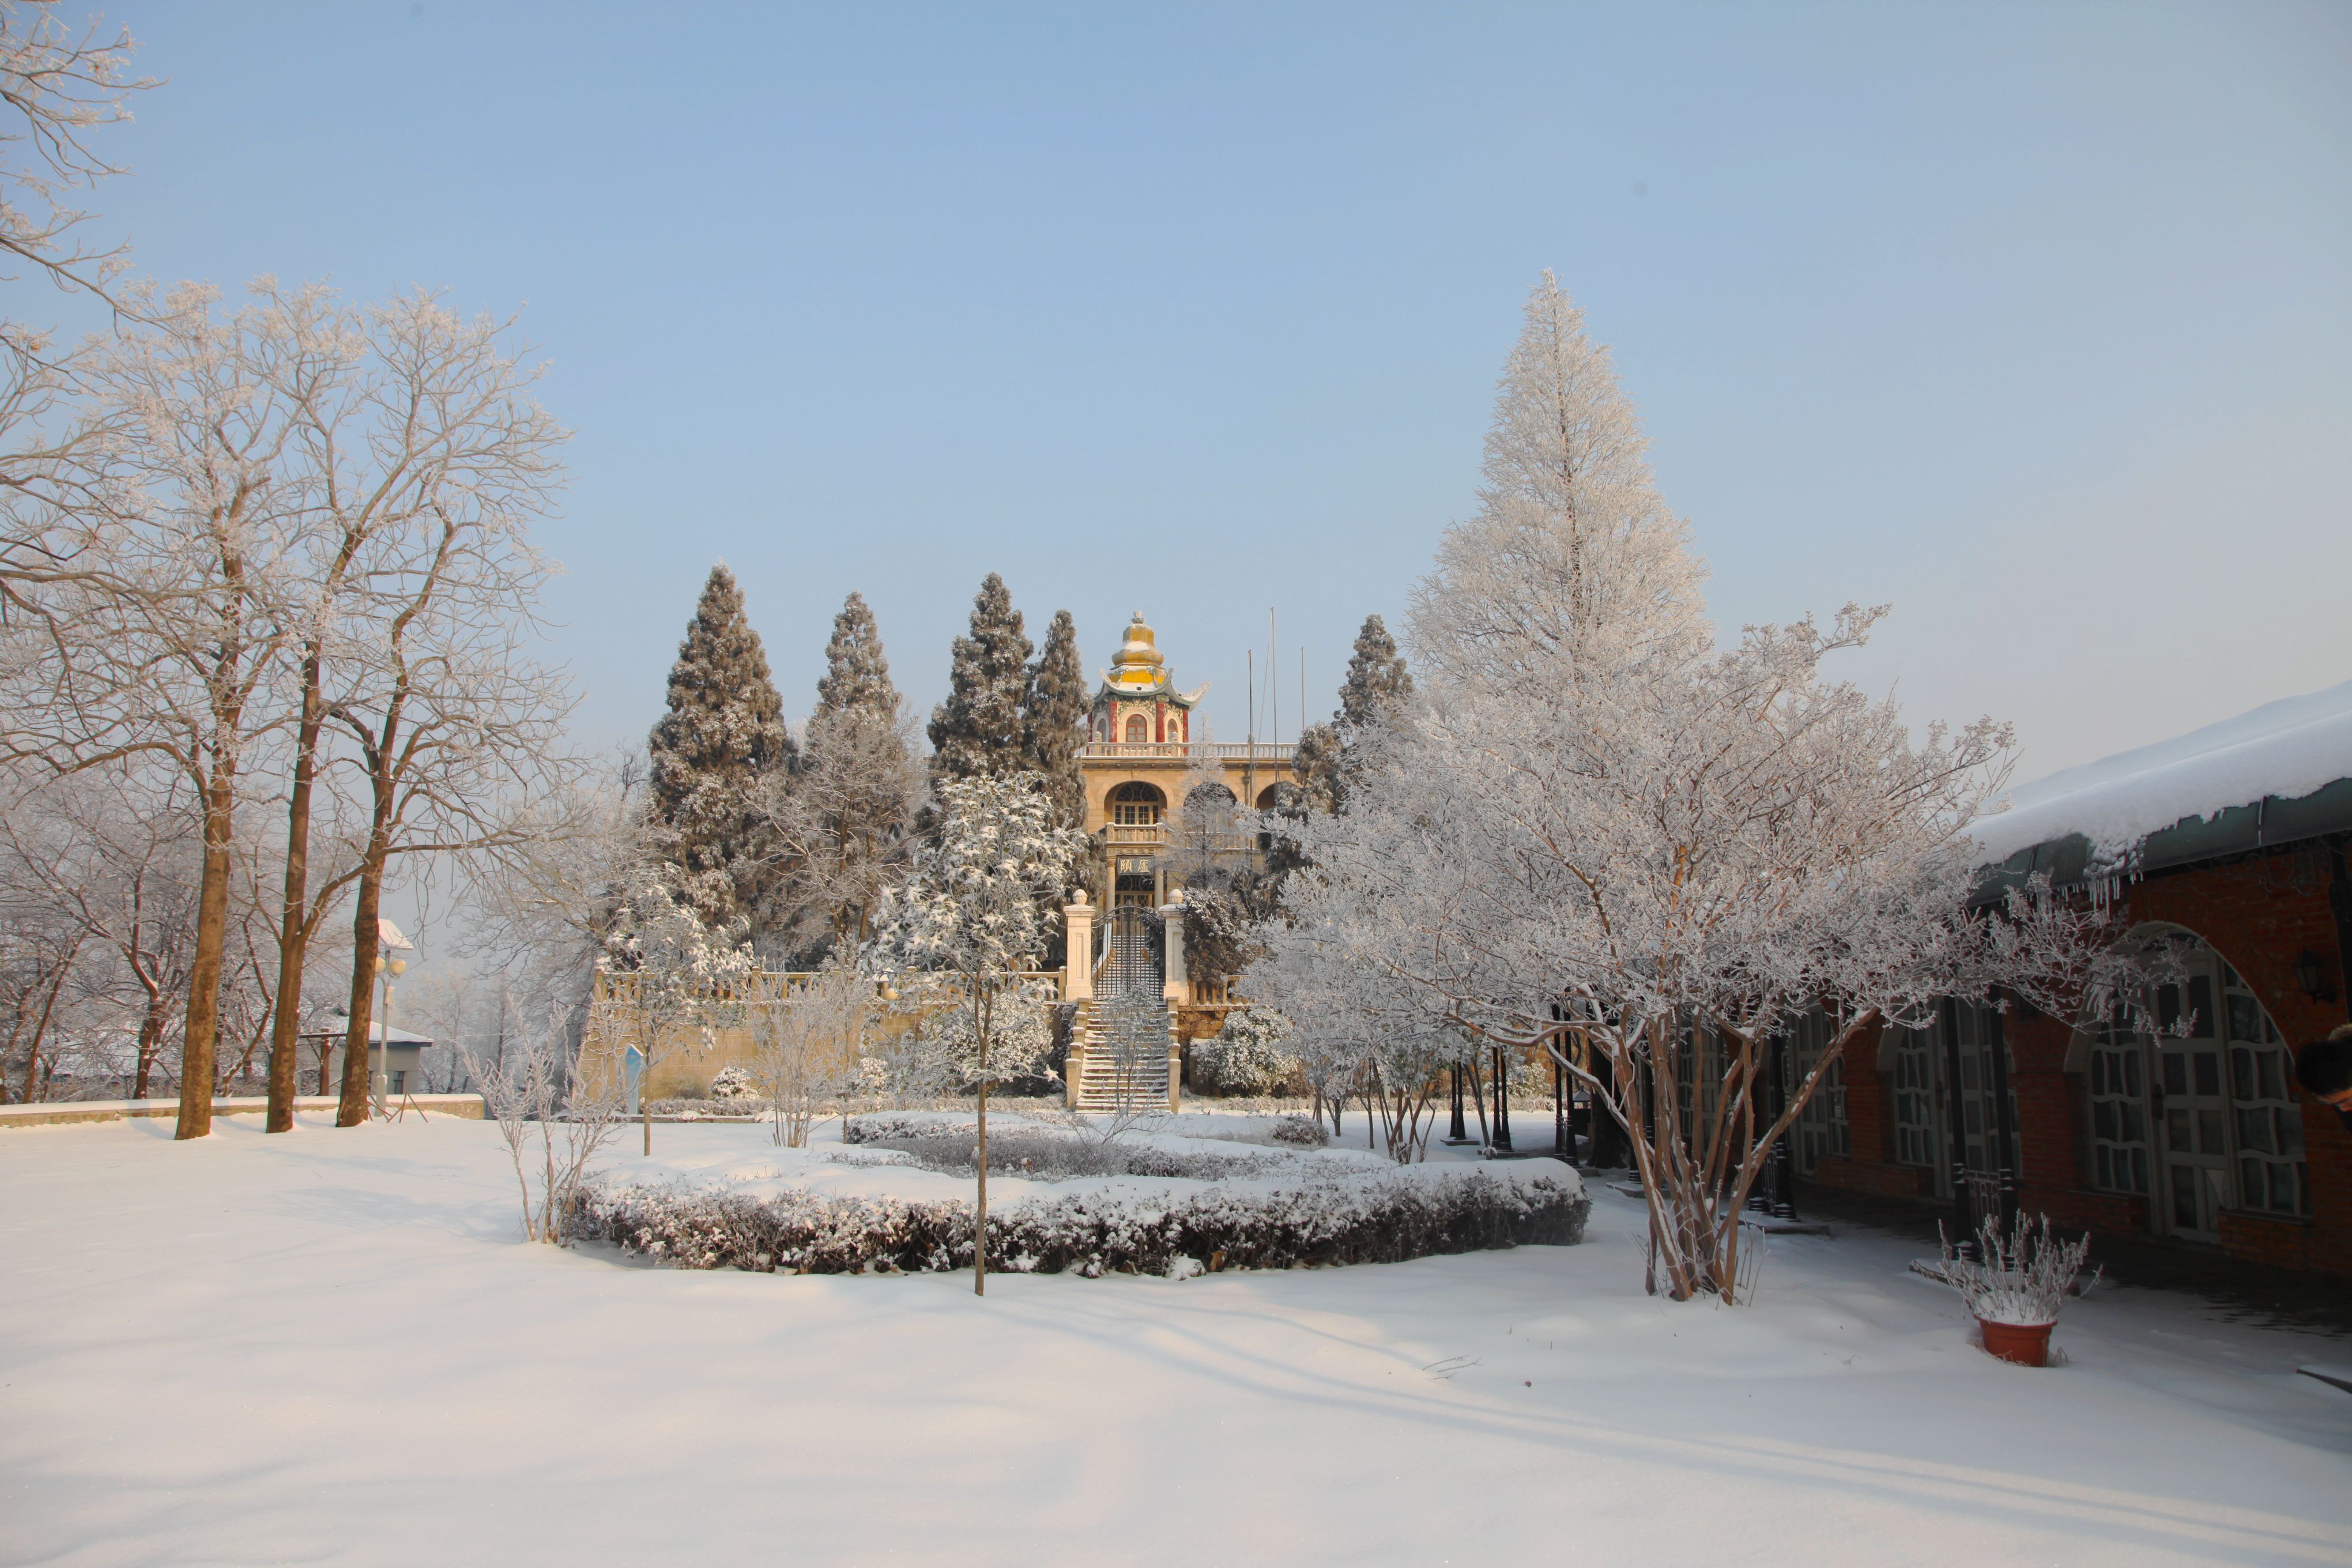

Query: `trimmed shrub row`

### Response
(570, 1164, 1589, 1278)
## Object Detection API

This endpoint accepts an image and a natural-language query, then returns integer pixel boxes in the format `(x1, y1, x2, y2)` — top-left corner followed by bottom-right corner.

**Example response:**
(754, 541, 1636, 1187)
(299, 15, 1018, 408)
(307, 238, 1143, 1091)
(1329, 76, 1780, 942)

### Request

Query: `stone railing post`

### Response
(1159, 896, 1186, 1004)
(1063, 890, 1094, 1002)
(1063, 891, 1094, 1110)
(1160, 896, 1188, 1111)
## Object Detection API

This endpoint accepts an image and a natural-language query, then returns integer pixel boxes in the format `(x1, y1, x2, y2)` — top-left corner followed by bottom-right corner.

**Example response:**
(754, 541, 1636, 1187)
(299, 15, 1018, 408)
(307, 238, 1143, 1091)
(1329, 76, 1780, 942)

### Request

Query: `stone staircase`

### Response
(1068, 995, 1178, 1112)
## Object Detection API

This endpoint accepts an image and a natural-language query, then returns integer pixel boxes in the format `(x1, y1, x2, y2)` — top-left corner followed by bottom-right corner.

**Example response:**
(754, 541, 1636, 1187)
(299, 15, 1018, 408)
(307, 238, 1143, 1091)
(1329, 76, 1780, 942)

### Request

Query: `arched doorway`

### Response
(2085, 926, 2307, 1241)
(1107, 779, 1164, 826)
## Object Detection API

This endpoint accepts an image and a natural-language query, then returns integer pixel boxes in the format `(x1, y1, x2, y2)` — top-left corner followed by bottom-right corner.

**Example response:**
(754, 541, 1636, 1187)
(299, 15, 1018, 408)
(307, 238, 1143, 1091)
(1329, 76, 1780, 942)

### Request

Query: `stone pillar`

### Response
(1160, 897, 1187, 1004)
(1160, 897, 1187, 1111)
(1062, 891, 1094, 1110)
(1063, 890, 1094, 1002)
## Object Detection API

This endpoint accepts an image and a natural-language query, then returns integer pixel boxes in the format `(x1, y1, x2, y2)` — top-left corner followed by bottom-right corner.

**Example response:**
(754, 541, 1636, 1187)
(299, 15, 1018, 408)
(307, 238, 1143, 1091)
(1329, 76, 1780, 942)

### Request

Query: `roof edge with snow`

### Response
(1969, 677, 2352, 894)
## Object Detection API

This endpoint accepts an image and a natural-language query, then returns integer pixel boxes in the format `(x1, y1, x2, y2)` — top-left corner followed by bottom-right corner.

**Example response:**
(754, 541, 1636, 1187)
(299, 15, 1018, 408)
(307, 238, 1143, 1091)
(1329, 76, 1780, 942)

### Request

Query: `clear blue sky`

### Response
(65, 1, 2352, 779)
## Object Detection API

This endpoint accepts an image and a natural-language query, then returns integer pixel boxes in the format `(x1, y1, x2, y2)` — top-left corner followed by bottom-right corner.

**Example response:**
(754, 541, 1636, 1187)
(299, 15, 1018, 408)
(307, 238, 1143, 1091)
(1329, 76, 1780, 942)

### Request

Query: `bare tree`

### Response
(748, 964, 871, 1147)
(465, 999, 623, 1245)
(2, 284, 312, 1137)
(459, 752, 647, 1046)
(0, 764, 197, 1097)
(760, 703, 922, 960)
(238, 282, 570, 1130)
(0, 3, 154, 625)
(0, 871, 83, 1100)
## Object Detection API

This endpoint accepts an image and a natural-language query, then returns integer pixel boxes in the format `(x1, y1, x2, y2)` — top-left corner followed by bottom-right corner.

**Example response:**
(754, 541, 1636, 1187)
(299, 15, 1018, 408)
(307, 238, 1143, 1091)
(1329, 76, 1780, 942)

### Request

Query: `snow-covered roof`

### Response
(298, 1009, 435, 1047)
(1969, 677, 2352, 876)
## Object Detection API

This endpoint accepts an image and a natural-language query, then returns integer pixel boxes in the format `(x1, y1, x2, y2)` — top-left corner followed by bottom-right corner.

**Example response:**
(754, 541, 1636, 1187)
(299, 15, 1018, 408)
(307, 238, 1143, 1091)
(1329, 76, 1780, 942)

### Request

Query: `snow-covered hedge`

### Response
(853, 1125, 1282, 1182)
(1190, 1007, 1302, 1096)
(571, 1163, 1589, 1277)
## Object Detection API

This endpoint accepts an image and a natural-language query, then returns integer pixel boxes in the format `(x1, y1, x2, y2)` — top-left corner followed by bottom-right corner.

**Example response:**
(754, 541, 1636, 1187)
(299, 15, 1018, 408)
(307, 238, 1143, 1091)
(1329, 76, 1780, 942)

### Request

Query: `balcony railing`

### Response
(1080, 741, 1296, 763)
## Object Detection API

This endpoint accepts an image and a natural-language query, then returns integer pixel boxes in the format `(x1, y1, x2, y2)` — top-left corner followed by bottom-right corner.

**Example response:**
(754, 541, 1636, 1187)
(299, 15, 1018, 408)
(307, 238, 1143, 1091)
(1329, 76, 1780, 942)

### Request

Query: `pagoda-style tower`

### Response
(1091, 612, 1207, 746)
(1077, 613, 1296, 911)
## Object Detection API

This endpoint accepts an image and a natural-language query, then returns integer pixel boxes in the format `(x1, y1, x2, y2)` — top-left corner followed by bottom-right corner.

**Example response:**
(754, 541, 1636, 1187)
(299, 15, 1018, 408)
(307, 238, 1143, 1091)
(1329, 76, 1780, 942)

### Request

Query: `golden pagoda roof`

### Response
(1096, 612, 1207, 706)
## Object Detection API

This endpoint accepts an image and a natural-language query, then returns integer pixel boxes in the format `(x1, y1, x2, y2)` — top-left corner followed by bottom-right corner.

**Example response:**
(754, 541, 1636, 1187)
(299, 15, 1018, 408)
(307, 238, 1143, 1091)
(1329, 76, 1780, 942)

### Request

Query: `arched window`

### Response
(1123, 713, 1148, 743)
(1109, 779, 1164, 826)
(1169, 714, 1185, 742)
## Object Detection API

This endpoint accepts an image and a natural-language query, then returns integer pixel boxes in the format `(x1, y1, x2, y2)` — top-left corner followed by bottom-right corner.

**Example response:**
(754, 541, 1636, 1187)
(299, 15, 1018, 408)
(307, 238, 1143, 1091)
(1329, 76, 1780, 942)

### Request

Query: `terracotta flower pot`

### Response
(1977, 1317, 2055, 1367)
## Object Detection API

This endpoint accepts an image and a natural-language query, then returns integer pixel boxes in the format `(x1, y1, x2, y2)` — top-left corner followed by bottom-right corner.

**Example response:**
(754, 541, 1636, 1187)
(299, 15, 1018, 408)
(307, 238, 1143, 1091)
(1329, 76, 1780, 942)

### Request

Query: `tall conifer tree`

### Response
(1022, 608, 1088, 830)
(647, 564, 793, 928)
(815, 590, 899, 722)
(773, 591, 920, 958)
(928, 572, 1032, 785)
(1336, 613, 1414, 730)
(1292, 613, 1414, 814)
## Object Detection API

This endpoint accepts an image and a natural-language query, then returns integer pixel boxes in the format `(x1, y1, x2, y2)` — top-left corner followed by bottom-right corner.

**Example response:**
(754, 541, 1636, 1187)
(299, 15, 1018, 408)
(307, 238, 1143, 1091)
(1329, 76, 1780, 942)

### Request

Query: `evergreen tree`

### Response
(1336, 613, 1414, 730)
(1289, 614, 1413, 815)
(1291, 722, 1344, 813)
(771, 592, 921, 959)
(1022, 608, 1088, 830)
(647, 564, 793, 928)
(928, 572, 1032, 785)
(814, 590, 899, 722)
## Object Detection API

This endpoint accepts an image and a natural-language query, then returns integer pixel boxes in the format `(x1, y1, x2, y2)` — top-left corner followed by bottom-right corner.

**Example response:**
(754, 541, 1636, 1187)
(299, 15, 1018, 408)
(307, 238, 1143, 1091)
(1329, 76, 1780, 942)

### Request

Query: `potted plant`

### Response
(1939, 1212, 2099, 1368)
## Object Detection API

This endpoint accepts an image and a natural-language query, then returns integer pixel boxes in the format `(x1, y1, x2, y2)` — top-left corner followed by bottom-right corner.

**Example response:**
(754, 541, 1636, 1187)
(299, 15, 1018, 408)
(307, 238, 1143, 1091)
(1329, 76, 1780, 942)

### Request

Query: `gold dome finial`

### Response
(1111, 612, 1164, 685)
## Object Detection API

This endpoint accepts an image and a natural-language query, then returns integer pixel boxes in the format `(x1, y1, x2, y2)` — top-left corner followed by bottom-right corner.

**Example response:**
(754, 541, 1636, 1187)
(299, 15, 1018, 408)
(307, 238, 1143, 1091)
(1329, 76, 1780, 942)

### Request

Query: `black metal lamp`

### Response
(2294, 948, 2336, 1003)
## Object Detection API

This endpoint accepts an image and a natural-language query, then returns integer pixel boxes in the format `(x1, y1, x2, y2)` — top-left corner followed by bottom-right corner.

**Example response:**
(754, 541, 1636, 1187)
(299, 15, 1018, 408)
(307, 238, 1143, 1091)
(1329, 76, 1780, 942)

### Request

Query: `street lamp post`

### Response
(374, 918, 414, 1120)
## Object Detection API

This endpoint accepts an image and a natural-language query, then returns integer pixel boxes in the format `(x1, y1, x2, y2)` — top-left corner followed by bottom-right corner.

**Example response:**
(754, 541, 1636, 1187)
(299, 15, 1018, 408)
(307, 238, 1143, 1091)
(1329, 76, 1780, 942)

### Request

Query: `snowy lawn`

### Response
(5, 1115, 2350, 1567)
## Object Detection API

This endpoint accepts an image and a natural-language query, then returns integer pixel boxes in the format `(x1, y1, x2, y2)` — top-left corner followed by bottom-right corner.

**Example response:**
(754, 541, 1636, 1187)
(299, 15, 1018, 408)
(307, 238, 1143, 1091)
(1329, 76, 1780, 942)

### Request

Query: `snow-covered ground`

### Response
(5, 1115, 2349, 1567)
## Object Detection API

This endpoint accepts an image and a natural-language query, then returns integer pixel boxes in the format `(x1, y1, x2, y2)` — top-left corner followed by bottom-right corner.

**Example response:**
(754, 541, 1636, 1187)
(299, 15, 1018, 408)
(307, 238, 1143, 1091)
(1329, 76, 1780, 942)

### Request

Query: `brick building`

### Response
(1789, 681, 2352, 1275)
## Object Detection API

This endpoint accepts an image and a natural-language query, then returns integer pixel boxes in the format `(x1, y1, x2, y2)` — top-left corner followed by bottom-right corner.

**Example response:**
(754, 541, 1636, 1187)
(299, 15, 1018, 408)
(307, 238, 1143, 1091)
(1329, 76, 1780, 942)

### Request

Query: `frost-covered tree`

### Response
(896, 974, 1060, 1096)
(465, 1001, 623, 1245)
(1022, 608, 1088, 831)
(749, 964, 873, 1148)
(1, 283, 314, 1137)
(927, 573, 1032, 786)
(595, 857, 755, 1156)
(1253, 274, 2148, 1299)
(0, 3, 152, 482)
(766, 593, 921, 960)
(873, 772, 1083, 1294)
(1189, 1004, 1299, 1097)
(1411, 272, 1712, 688)
(647, 565, 792, 929)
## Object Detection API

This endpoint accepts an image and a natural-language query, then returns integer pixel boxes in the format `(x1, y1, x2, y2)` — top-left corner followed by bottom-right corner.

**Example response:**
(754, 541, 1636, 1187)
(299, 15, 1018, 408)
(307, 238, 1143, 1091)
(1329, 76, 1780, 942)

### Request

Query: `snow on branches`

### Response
(1245, 275, 2153, 1302)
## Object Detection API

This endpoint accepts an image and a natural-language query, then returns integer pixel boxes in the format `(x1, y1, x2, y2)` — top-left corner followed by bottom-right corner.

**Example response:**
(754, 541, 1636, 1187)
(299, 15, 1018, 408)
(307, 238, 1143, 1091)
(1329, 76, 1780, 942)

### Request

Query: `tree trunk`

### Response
(337, 853, 387, 1127)
(175, 767, 238, 1140)
(133, 982, 169, 1099)
(974, 982, 989, 1297)
(974, 1078, 989, 1296)
(265, 657, 328, 1132)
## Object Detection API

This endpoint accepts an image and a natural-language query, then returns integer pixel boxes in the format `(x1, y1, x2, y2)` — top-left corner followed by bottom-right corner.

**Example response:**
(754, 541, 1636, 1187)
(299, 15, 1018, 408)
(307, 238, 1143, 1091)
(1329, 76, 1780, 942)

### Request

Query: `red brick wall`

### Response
(1810, 845, 2351, 1275)
(1810, 1154, 1935, 1199)
(1843, 1016, 1894, 1165)
(2120, 851, 2352, 1275)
